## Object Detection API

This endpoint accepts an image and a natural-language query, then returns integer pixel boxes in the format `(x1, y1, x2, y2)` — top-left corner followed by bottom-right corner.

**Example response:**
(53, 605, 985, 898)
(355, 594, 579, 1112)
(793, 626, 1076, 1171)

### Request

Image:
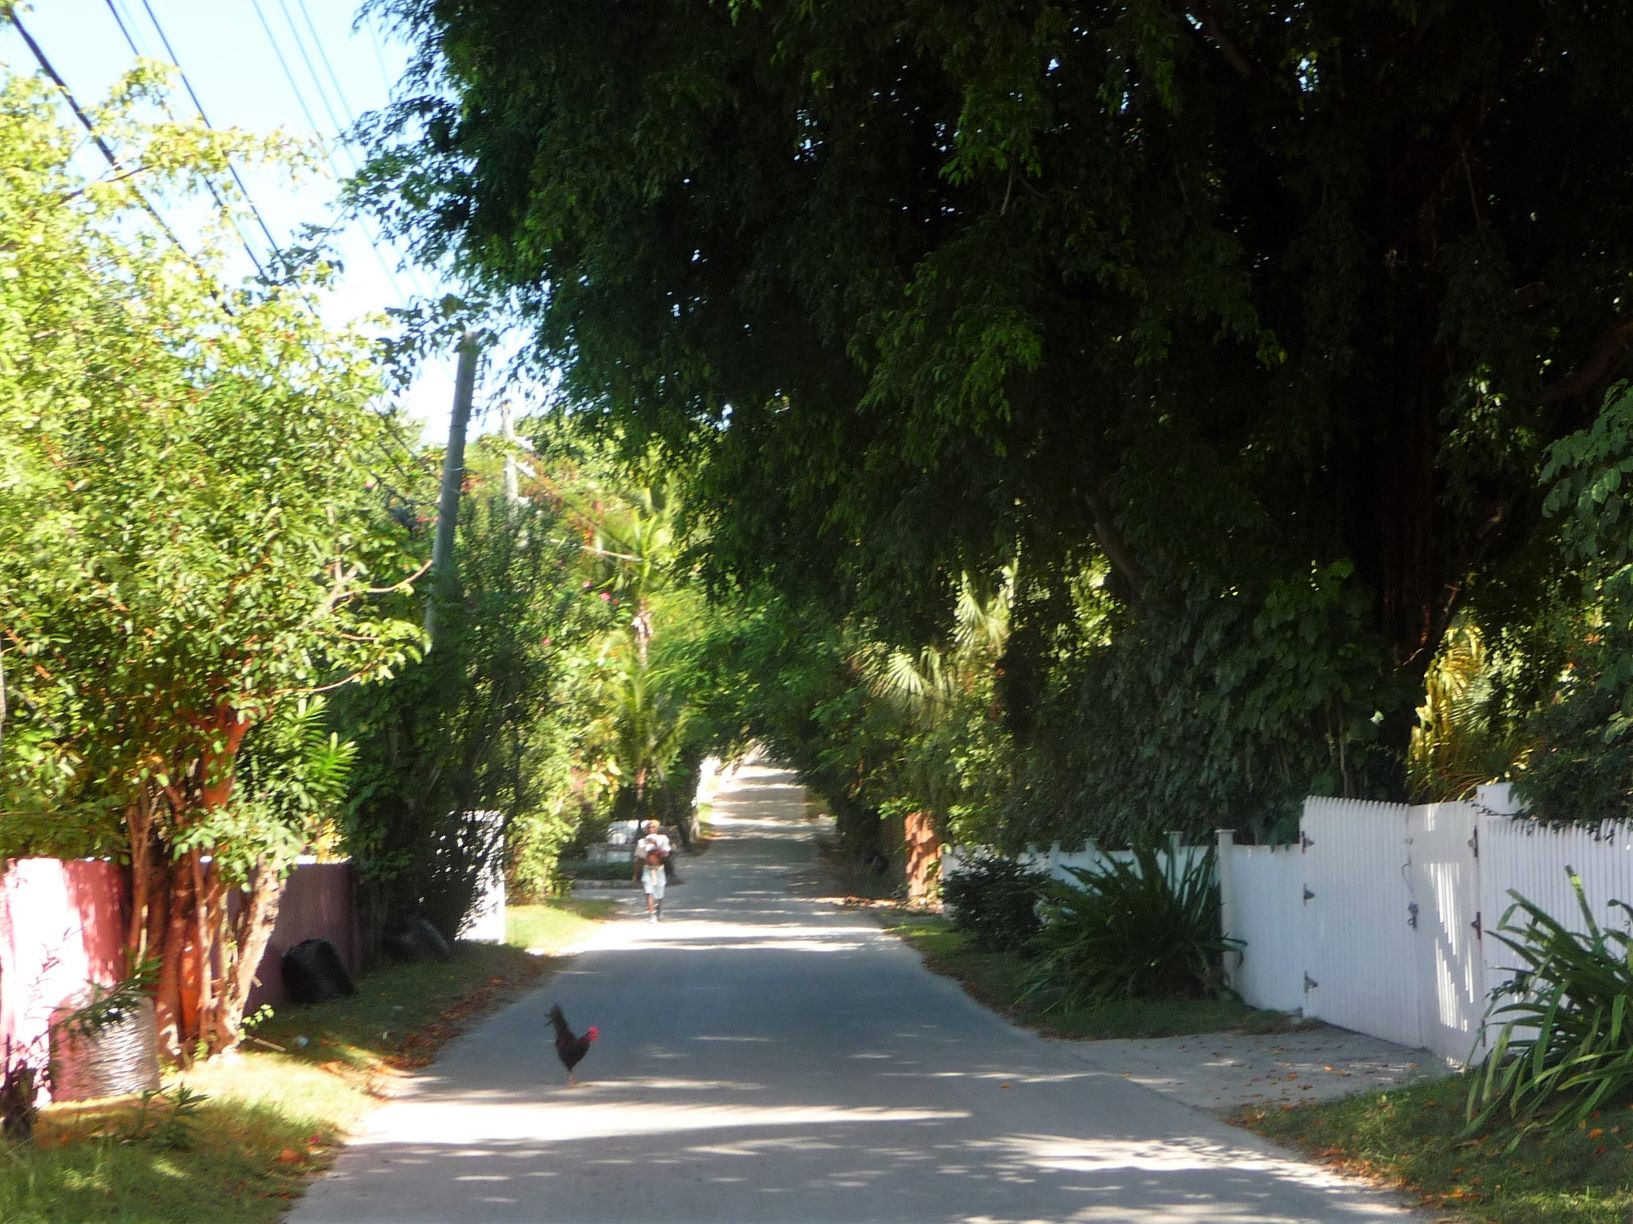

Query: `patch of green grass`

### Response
(556, 859, 637, 885)
(1241, 1073, 1633, 1223)
(0, 901, 605, 1224)
(880, 911, 1303, 1041)
(507, 899, 619, 950)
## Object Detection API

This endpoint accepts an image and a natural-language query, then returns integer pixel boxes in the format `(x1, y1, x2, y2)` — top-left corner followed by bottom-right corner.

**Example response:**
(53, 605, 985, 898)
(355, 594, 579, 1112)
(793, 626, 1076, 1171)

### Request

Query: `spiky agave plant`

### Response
(1468, 869, 1633, 1147)
(1024, 844, 1241, 1009)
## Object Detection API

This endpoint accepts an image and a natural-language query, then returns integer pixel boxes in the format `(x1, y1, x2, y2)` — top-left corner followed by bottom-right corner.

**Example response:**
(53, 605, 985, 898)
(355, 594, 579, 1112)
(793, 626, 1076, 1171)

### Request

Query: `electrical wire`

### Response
(295, 0, 360, 151)
(11, 6, 430, 485)
(101, 0, 271, 281)
(364, 12, 396, 99)
(288, 0, 446, 307)
(7, 8, 234, 312)
(249, 0, 440, 319)
(144, 0, 434, 477)
(276, 0, 354, 164)
(135, 0, 287, 271)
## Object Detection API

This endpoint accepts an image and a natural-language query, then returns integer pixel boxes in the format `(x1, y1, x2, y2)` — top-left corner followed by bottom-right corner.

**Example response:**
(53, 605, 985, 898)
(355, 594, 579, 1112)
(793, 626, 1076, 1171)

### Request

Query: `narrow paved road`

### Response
(290, 764, 1425, 1223)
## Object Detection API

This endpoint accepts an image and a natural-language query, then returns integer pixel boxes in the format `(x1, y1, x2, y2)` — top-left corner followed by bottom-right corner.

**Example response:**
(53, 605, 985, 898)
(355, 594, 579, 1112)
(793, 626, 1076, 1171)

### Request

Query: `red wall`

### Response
(0, 859, 358, 1093)
(0, 859, 128, 1088)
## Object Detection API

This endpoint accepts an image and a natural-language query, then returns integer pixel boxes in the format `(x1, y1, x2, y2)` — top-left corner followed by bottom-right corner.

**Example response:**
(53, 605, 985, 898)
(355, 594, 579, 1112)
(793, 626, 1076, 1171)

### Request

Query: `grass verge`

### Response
(1239, 1073, 1633, 1223)
(0, 899, 606, 1224)
(508, 898, 619, 949)
(875, 909, 1303, 1041)
(810, 831, 1293, 1040)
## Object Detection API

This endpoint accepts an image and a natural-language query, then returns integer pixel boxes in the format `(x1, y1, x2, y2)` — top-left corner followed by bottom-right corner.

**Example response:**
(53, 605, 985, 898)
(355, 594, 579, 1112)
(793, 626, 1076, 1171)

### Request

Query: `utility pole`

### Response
(500, 398, 519, 504)
(426, 333, 480, 640)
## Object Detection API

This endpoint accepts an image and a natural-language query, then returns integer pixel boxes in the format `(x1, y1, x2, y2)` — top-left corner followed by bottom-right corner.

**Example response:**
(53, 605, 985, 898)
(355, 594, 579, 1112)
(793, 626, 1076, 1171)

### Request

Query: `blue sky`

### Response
(0, 0, 509, 444)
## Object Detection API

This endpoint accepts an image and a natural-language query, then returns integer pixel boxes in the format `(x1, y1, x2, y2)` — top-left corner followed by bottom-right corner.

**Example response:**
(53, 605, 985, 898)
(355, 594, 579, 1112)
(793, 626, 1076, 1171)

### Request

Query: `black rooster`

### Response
(548, 1003, 599, 1086)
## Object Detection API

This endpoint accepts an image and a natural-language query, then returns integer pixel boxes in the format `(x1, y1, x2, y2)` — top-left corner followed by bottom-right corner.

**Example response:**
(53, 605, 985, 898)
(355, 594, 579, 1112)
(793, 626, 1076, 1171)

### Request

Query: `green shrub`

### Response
(556, 859, 636, 885)
(942, 856, 1049, 952)
(1468, 869, 1633, 1146)
(1025, 845, 1239, 1008)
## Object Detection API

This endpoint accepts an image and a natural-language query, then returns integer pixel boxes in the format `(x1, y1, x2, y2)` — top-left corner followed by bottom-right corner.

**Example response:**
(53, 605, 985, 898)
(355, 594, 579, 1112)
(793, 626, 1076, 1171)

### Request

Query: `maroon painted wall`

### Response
(244, 861, 361, 1012)
(0, 859, 128, 1099)
(0, 859, 359, 1091)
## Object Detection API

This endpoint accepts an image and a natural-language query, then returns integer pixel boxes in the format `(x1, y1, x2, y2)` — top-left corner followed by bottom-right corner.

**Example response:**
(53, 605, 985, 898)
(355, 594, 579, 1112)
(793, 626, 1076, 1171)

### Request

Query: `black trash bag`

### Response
(380, 916, 452, 963)
(281, 938, 357, 1004)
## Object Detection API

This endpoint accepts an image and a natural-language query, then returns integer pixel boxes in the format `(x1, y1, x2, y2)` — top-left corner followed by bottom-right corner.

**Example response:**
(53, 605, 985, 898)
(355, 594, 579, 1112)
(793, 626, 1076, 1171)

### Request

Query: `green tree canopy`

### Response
(361, 1, 1633, 818)
(0, 68, 422, 1058)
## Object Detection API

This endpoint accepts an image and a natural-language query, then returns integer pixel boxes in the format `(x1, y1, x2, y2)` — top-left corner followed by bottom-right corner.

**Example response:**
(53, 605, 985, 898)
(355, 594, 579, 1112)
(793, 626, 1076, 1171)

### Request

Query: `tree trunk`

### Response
(221, 863, 285, 1050)
(150, 859, 195, 1062)
(126, 702, 284, 1063)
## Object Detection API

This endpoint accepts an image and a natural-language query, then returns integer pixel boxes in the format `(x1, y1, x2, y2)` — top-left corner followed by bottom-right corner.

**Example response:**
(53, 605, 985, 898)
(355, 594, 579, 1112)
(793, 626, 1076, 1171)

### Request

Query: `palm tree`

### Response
(1408, 618, 1531, 801)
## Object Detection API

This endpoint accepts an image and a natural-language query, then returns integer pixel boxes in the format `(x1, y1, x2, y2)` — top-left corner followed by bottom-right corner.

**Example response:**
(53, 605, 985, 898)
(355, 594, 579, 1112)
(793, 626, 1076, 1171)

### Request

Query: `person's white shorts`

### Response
(642, 867, 666, 899)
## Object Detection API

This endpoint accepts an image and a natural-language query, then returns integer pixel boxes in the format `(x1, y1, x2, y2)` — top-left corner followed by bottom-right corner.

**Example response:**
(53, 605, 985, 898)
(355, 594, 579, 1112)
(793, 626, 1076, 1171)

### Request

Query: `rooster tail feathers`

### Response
(548, 1003, 571, 1042)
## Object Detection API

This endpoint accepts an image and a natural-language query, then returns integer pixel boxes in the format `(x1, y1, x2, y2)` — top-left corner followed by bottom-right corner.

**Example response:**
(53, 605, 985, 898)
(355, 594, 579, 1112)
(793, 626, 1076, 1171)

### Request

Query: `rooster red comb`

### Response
(586, 1026, 601, 1041)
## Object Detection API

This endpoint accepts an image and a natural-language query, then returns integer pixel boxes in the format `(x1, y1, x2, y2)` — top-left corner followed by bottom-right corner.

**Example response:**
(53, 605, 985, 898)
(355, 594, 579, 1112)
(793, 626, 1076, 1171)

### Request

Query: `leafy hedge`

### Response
(942, 857, 1049, 952)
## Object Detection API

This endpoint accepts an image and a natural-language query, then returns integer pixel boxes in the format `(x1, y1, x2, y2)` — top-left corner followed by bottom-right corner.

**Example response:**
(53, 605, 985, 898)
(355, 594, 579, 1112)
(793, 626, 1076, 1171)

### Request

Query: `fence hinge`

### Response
(1407, 900, 1419, 929)
(1301, 831, 1314, 852)
(1302, 885, 1315, 904)
(1471, 911, 1482, 941)
(1468, 827, 1479, 858)
(1303, 972, 1319, 992)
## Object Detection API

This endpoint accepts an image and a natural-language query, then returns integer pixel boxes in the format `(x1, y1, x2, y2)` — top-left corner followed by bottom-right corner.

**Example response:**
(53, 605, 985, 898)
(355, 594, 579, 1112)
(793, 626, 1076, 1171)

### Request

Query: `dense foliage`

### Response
(331, 477, 600, 944)
(1026, 847, 1239, 1007)
(0, 70, 422, 1059)
(1505, 383, 1633, 821)
(941, 857, 1049, 952)
(330, 419, 742, 939)
(359, 0, 1633, 840)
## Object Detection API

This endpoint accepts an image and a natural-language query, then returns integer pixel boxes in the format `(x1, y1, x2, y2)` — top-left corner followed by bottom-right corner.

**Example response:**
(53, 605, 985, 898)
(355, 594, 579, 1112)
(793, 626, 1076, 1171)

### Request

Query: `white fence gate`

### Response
(1215, 840, 1304, 1012)
(1221, 785, 1633, 1063)
(948, 789, 1633, 1065)
(1298, 798, 1425, 1051)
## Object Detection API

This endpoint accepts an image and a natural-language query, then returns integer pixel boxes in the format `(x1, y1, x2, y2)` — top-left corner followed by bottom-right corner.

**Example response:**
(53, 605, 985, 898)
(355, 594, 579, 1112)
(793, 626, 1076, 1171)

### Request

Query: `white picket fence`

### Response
(942, 837, 1209, 886)
(946, 784, 1633, 1065)
(1219, 784, 1633, 1064)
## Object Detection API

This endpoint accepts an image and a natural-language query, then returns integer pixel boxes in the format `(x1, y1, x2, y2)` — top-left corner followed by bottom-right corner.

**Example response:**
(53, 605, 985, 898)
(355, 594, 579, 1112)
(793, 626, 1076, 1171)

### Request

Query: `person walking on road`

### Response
(631, 819, 671, 922)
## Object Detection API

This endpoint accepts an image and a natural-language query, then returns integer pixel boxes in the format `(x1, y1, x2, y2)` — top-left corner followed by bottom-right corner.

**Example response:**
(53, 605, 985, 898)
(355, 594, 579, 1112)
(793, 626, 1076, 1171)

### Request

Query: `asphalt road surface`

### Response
(289, 763, 1427, 1224)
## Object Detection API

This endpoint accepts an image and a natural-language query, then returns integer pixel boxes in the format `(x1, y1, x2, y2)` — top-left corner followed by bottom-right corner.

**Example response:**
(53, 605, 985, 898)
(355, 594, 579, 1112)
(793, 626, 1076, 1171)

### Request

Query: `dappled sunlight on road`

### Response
(292, 760, 1426, 1224)
(359, 1095, 965, 1146)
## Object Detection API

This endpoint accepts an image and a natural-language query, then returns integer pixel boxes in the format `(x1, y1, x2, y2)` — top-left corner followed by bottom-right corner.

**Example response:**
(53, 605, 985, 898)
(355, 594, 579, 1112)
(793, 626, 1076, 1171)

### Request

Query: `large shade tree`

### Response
(0, 69, 422, 1059)
(360, 0, 1633, 815)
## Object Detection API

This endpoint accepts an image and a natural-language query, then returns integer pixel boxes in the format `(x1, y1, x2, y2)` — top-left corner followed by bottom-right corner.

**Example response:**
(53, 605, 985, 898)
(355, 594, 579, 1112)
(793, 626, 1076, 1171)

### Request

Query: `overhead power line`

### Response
(100, 0, 270, 281)
(134, 0, 287, 272)
(6, 8, 234, 311)
(249, 0, 438, 313)
(9, 6, 429, 485)
(295, 0, 361, 148)
(137, 1, 431, 475)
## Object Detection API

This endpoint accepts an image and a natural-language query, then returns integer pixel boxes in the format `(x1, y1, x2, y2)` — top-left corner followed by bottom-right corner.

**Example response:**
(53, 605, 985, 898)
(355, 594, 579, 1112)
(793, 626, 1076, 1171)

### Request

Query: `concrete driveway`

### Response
(288, 764, 1430, 1223)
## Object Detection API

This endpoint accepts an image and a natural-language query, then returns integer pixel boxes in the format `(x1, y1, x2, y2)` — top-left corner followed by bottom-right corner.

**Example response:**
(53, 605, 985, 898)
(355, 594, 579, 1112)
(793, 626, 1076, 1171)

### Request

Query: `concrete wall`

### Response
(0, 859, 127, 1085)
(0, 858, 361, 1076)
(244, 861, 361, 1012)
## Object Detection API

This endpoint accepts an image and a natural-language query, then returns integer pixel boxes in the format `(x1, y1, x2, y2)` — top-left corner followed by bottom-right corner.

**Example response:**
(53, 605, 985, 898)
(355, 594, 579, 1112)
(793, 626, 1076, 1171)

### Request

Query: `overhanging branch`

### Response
(1185, 2, 1262, 81)
(1529, 314, 1633, 406)
(1084, 490, 1144, 601)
